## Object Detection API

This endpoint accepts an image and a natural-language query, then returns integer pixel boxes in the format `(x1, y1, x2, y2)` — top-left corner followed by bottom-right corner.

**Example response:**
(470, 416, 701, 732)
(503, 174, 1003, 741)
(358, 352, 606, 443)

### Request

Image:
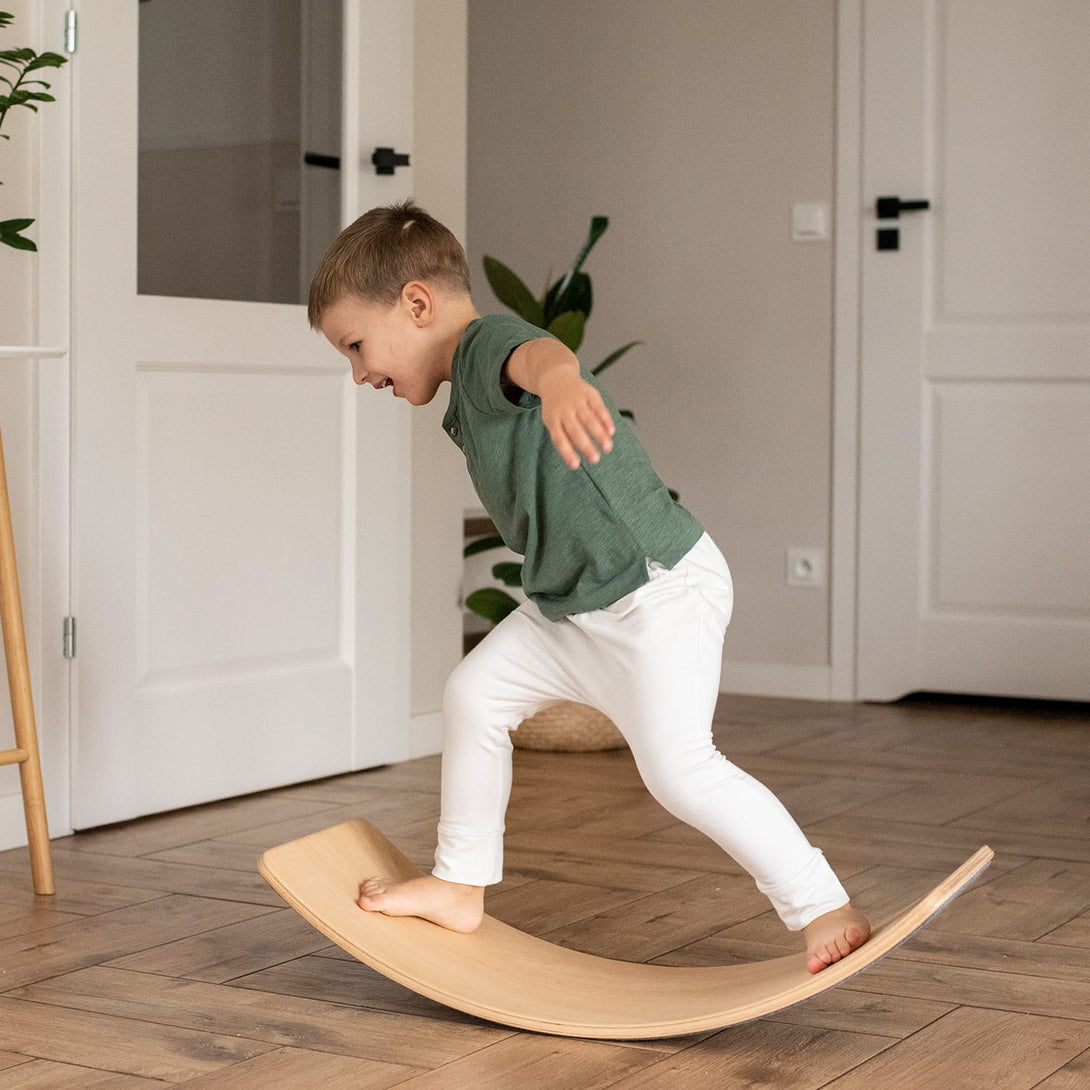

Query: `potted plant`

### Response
(464, 217, 656, 751)
(0, 10, 67, 251)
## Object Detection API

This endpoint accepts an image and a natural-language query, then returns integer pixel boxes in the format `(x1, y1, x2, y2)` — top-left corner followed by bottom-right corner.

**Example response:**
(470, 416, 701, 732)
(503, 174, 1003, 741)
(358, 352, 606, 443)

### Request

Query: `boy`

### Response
(309, 200, 870, 974)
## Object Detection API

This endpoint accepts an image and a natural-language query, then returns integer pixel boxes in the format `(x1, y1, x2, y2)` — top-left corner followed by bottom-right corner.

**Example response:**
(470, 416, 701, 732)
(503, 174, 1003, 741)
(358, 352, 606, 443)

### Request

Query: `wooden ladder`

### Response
(0, 421, 54, 895)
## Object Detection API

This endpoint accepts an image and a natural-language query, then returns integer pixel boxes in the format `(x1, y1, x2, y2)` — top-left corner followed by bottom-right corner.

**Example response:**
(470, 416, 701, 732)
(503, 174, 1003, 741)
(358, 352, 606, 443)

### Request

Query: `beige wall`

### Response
(467, 0, 837, 680)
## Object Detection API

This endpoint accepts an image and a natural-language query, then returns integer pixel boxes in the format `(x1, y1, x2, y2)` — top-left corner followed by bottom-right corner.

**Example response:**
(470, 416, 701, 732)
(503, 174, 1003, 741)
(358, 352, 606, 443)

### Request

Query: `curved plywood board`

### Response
(259, 819, 993, 1039)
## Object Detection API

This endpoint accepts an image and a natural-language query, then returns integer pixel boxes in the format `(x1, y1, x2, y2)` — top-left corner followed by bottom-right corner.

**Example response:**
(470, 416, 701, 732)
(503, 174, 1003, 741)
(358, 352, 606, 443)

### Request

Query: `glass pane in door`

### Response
(137, 0, 341, 304)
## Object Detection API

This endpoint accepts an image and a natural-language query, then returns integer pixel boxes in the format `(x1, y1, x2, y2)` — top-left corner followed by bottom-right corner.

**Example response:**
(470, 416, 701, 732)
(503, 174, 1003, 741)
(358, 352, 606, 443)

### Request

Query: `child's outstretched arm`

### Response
(505, 337, 616, 469)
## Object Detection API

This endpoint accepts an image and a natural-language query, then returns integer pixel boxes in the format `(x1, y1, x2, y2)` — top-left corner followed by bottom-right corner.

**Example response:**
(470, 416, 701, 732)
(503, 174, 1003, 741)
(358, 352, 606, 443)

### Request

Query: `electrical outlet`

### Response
(786, 548, 826, 588)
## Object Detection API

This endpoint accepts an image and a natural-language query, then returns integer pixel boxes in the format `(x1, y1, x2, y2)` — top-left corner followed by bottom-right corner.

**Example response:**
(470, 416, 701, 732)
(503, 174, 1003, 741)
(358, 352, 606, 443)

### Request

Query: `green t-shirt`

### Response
(444, 314, 703, 620)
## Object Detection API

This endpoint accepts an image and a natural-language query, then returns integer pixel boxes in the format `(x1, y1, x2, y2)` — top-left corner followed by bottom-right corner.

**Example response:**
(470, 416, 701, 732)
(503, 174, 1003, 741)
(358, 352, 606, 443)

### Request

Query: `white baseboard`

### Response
(410, 711, 444, 758)
(720, 659, 833, 701)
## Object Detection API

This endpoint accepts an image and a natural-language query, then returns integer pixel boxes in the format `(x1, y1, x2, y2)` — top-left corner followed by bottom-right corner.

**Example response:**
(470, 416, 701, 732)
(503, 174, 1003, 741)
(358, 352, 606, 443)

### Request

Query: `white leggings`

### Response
(435, 533, 848, 930)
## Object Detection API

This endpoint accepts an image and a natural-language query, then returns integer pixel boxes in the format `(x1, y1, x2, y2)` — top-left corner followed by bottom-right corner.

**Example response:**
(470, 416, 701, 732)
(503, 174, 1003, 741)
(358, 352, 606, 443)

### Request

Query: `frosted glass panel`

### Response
(138, 0, 341, 304)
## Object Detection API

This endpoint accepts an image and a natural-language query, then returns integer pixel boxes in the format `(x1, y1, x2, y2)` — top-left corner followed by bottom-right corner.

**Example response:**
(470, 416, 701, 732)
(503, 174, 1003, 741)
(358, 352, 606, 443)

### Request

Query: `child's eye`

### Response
(348, 341, 361, 352)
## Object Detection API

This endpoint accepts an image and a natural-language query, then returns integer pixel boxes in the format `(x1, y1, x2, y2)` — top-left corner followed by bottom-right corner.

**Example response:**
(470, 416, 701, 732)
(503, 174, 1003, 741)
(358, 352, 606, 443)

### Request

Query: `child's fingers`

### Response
(543, 384, 617, 468)
(551, 429, 582, 470)
(557, 414, 610, 468)
(581, 396, 615, 456)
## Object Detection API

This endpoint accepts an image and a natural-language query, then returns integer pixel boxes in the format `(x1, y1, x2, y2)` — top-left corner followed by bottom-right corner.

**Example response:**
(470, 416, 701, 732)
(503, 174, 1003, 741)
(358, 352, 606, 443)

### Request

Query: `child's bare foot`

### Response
(803, 903, 871, 974)
(357, 874, 485, 933)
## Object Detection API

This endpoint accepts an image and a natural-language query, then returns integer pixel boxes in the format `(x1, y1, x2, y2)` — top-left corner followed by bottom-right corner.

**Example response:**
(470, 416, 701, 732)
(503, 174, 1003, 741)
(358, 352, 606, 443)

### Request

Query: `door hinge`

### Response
(64, 10, 77, 54)
(63, 616, 76, 659)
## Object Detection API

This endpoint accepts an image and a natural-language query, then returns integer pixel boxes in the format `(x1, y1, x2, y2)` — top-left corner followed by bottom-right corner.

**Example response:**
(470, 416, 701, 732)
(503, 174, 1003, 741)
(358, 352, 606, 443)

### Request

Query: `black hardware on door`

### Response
(875, 195, 930, 250)
(304, 151, 341, 170)
(876, 228, 900, 251)
(372, 147, 410, 175)
(876, 195, 931, 219)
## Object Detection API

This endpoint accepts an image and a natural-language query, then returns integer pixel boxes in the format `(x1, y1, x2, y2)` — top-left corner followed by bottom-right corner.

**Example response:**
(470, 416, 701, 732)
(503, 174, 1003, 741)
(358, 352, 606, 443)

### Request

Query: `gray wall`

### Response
(467, 0, 837, 676)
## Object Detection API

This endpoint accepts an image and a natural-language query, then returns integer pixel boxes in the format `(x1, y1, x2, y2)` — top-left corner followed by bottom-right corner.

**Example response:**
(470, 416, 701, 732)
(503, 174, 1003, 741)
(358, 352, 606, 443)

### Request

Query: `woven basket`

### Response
(513, 701, 627, 752)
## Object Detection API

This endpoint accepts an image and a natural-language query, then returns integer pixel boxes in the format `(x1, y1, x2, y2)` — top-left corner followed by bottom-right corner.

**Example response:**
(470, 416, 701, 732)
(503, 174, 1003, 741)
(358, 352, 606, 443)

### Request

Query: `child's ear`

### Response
(401, 280, 436, 326)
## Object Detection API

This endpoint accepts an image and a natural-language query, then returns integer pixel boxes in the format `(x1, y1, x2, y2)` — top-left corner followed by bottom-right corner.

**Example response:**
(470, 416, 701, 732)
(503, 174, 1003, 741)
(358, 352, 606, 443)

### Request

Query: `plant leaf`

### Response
(483, 255, 545, 328)
(543, 269, 592, 327)
(1, 217, 37, 251)
(570, 215, 608, 277)
(463, 534, 505, 558)
(25, 52, 67, 72)
(546, 310, 586, 353)
(545, 217, 609, 320)
(465, 587, 520, 625)
(592, 340, 642, 376)
(491, 561, 523, 587)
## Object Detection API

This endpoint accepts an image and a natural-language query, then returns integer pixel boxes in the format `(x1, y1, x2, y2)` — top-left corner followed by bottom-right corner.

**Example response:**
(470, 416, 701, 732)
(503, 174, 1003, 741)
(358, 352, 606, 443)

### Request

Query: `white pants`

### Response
(435, 533, 848, 930)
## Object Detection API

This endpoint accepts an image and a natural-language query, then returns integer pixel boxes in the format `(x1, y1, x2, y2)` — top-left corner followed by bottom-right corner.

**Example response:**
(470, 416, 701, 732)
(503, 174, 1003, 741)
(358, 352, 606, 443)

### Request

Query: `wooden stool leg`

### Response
(0, 423, 54, 895)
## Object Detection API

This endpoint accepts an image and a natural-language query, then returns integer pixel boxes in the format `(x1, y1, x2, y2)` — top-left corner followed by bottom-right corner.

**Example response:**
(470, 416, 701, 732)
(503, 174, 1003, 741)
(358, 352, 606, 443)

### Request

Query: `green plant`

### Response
(465, 217, 657, 627)
(0, 10, 67, 251)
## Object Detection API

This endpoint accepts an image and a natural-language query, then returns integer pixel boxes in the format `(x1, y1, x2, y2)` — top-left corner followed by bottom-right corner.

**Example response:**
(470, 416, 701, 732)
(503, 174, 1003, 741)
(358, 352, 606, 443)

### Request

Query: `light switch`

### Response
(791, 201, 829, 242)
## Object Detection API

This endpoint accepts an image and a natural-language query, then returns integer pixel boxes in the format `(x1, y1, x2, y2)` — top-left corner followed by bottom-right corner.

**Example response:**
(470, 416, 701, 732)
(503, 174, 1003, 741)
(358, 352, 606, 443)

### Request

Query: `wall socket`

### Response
(786, 548, 826, 588)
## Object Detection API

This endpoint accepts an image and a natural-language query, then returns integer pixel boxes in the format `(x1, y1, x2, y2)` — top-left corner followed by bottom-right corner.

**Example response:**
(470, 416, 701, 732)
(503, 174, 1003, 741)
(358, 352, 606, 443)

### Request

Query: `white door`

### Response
(70, 0, 416, 828)
(856, 0, 1090, 702)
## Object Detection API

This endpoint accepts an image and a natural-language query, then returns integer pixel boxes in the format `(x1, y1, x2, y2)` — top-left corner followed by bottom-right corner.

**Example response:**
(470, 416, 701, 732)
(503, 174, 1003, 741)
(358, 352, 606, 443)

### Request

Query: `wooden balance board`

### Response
(259, 819, 993, 1040)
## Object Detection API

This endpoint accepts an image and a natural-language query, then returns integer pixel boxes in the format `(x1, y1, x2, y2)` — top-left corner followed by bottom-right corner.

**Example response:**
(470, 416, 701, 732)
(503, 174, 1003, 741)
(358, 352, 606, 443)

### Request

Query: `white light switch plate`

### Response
(791, 201, 829, 242)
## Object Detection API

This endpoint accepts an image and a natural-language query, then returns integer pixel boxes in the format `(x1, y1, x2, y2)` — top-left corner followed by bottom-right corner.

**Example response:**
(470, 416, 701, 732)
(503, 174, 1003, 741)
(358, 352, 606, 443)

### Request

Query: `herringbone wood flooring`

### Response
(0, 694, 1088, 1087)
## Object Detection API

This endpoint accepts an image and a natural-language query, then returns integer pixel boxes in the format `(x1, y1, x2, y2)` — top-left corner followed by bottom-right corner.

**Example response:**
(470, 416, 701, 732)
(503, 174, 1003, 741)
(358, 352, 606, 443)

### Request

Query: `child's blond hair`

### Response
(308, 199, 471, 327)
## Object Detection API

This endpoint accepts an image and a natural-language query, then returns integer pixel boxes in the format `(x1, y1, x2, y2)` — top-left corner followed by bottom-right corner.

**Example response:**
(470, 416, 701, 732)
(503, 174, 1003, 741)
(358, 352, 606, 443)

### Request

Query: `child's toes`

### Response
(833, 932, 854, 958)
(843, 927, 866, 954)
(357, 878, 388, 909)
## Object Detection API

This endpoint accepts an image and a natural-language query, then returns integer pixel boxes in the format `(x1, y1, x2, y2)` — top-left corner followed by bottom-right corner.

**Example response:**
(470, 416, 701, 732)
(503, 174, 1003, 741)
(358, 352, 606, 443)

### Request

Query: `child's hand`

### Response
(538, 371, 616, 470)
(505, 337, 617, 469)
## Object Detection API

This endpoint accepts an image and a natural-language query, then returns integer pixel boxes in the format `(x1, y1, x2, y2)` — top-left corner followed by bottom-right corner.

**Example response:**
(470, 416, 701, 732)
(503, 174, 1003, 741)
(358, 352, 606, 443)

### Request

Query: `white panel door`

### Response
(857, 0, 1090, 701)
(70, 0, 415, 828)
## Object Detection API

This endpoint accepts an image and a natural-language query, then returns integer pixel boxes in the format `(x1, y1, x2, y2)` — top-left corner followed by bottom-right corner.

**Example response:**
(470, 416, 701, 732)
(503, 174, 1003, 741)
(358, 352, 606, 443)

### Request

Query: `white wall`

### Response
(467, 0, 839, 695)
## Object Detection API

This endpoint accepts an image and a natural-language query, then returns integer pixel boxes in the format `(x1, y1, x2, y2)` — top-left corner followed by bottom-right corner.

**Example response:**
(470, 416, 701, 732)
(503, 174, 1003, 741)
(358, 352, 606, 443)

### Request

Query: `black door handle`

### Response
(372, 147, 411, 175)
(304, 151, 340, 170)
(876, 195, 931, 220)
(303, 150, 413, 176)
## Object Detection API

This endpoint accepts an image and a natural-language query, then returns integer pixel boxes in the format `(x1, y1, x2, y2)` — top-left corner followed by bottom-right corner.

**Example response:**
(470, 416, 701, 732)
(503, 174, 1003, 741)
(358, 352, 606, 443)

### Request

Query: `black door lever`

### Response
(876, 196, 931, 220)
(372, 147, 411, 175)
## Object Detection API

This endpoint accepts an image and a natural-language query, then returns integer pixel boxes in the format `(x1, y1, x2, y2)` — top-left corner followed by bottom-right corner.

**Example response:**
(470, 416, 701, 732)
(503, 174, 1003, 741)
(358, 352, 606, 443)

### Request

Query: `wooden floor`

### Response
(0, 693, 1088, 1088)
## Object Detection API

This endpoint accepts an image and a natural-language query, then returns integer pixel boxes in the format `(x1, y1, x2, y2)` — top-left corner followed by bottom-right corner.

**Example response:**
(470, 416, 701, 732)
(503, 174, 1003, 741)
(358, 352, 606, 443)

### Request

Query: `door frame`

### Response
(830, 0, 864, 701)
(14, 0, 74, 843)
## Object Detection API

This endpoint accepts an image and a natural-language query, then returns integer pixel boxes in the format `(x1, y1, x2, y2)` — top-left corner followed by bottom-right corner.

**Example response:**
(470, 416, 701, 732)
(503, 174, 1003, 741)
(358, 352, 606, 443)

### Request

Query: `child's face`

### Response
(319, 290, 448, 406)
